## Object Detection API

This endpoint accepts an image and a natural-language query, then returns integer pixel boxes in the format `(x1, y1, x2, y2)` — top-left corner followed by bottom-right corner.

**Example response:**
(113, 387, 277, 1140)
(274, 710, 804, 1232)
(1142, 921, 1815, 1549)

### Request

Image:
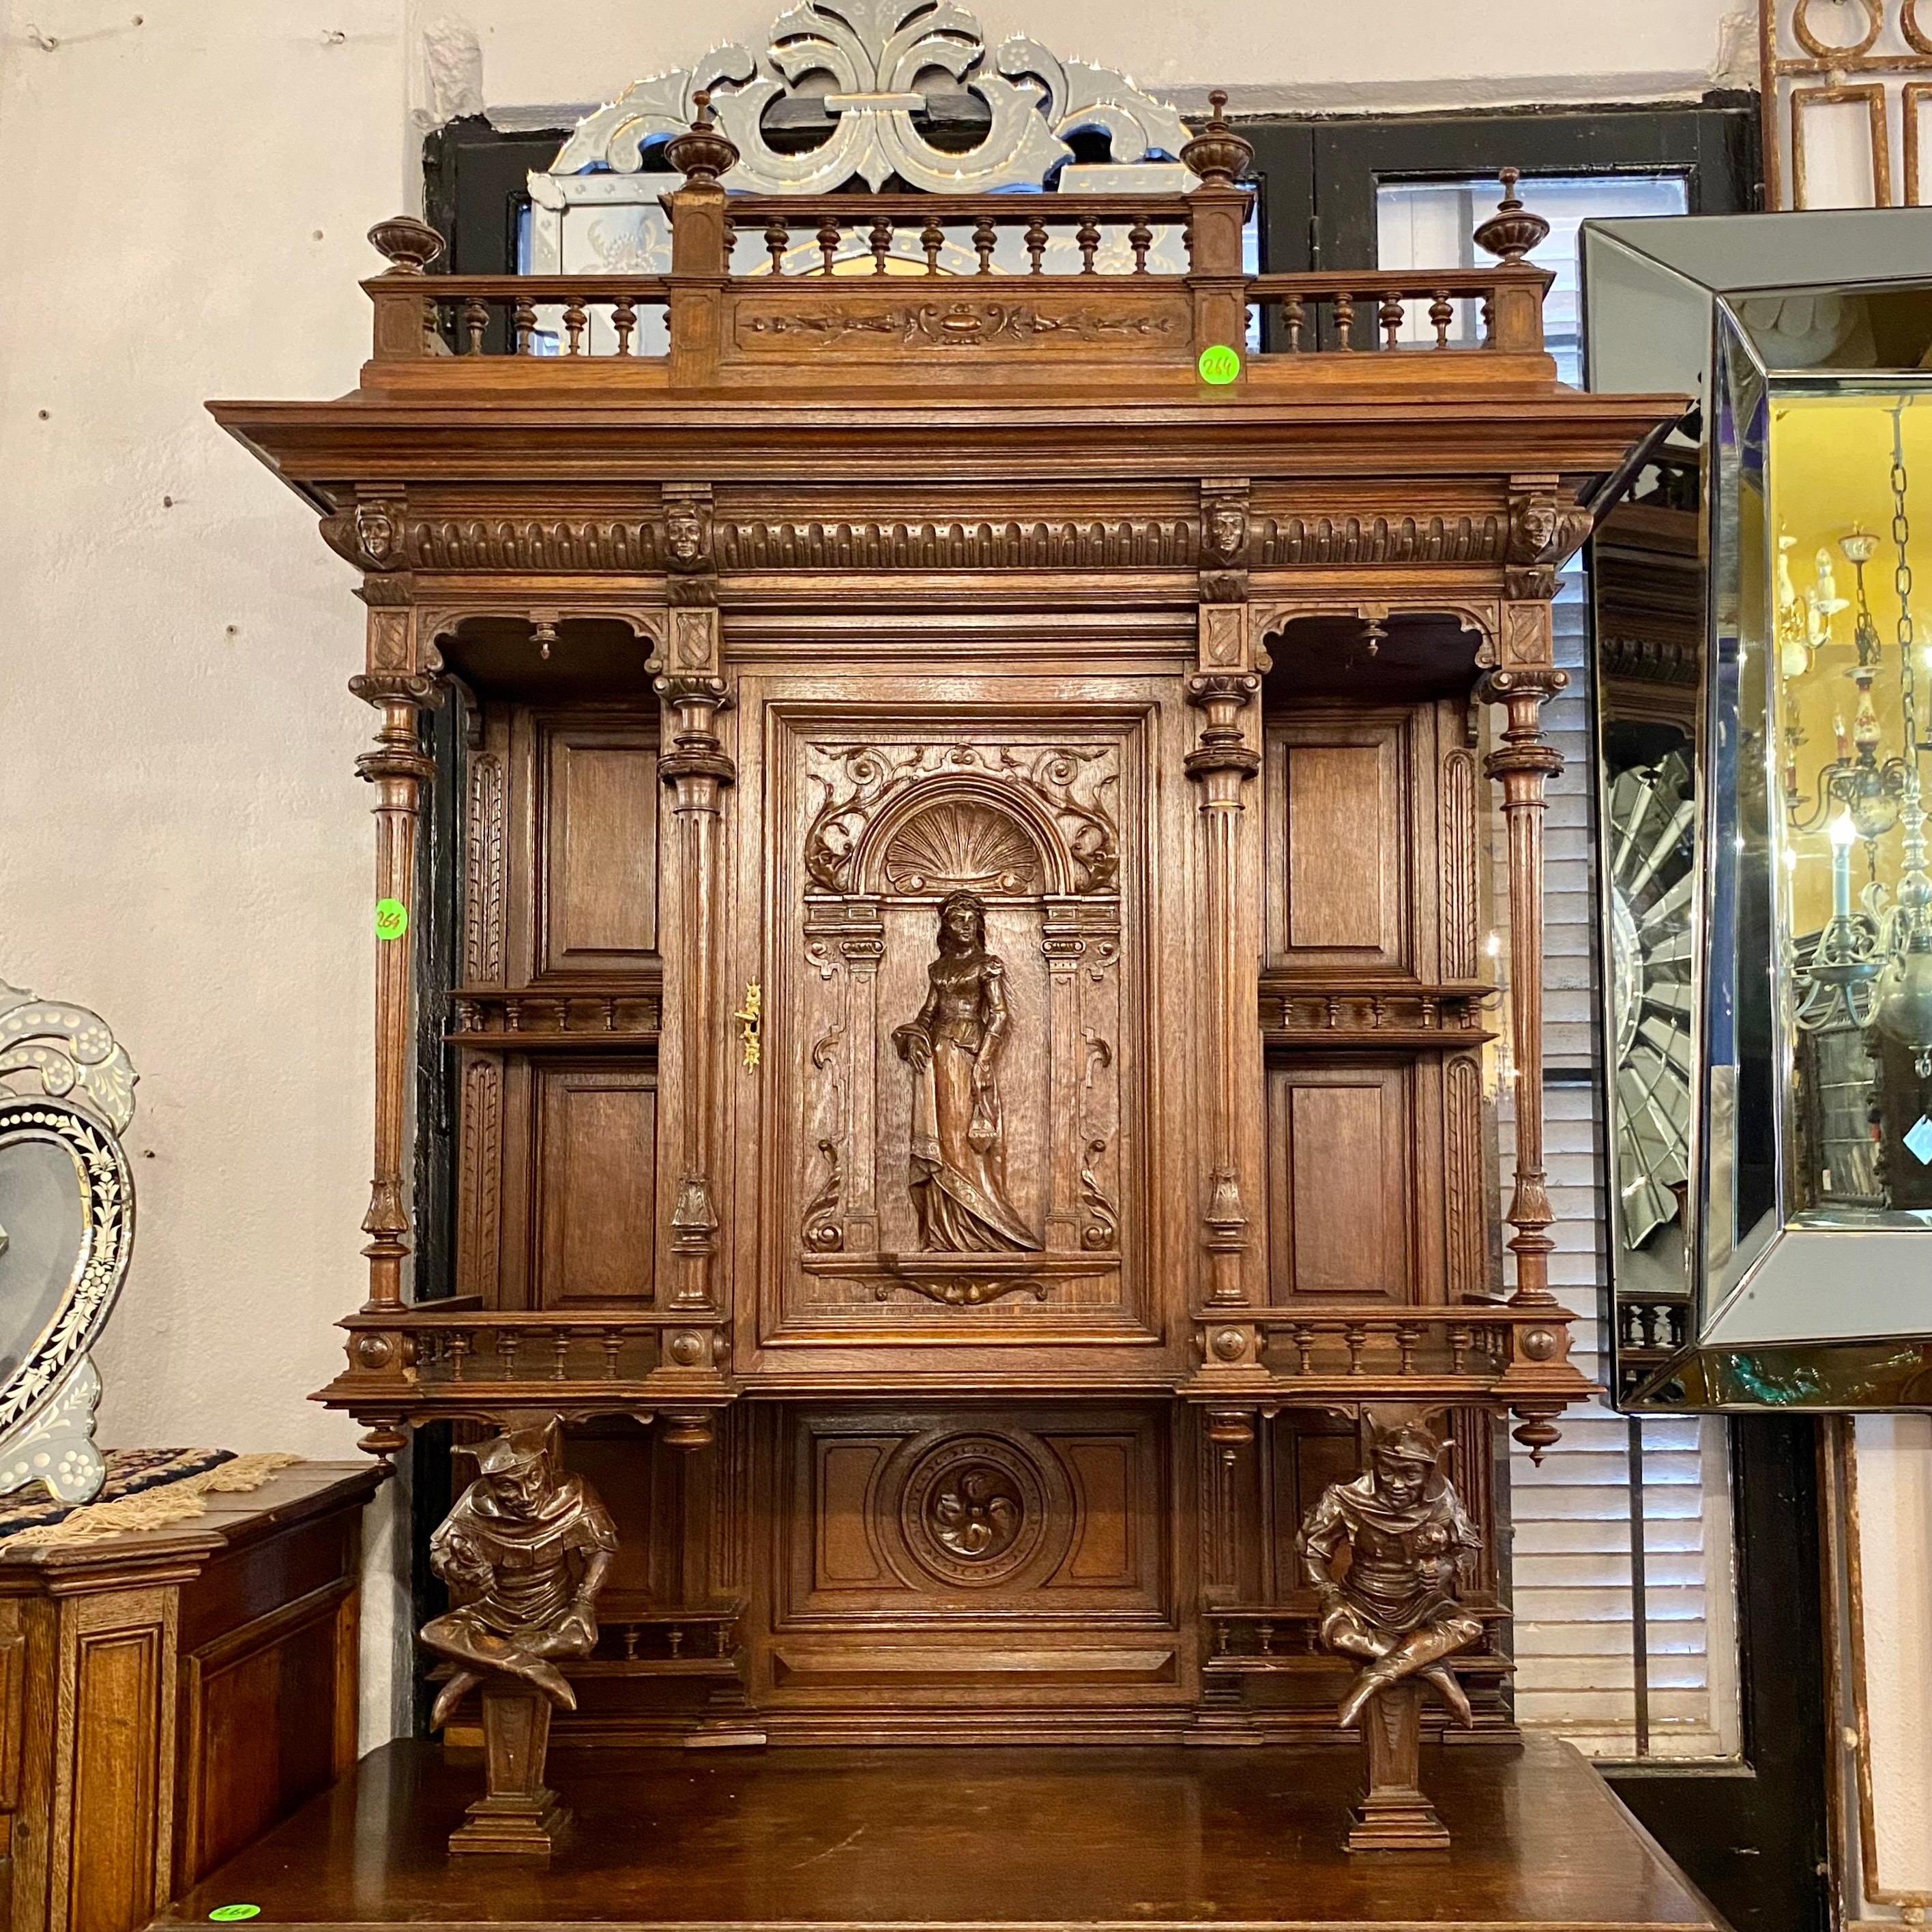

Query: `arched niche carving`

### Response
(852, 775, 1091, 901)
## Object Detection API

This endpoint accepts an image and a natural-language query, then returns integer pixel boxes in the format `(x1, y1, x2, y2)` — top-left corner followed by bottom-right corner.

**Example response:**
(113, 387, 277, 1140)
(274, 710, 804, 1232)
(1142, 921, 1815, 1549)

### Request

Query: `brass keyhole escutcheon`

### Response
(733, 982, 762, 1068)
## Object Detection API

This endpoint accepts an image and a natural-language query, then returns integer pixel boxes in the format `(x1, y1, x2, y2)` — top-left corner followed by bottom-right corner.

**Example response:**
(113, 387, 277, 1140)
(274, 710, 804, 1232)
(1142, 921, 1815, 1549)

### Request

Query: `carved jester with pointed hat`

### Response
(1296, 1417, 1483, 1729)
(421, 1419, 617, 1729)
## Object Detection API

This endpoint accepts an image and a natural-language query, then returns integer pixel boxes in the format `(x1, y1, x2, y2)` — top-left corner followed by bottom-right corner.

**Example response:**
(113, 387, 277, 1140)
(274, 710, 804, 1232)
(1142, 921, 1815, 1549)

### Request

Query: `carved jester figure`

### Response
(422, 1420, 617, 1853)
(1296, 1418, 1483, 1852)
(892, 891, 1038, 1252)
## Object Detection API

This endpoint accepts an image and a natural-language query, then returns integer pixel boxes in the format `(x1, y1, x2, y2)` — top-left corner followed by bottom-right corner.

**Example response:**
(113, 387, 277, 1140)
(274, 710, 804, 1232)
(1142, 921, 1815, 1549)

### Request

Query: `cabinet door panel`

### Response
(1265, 1058, 1412, 1302)
(539, 725, 659, 975)
(1264, 716, 1410, 972)
(534, 1064, 657, 1306)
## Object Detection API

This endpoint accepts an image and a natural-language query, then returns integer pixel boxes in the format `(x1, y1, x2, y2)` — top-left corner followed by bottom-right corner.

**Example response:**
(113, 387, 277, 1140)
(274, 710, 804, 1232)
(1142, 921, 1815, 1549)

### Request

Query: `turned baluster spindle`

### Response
(668, 1626, 685, 1658)
(764, 214, 789, 274)
(495, 1328, 518, 1381)
(714, 1622, 732, 1658)
(1379, 291, 1405, 349)
(622, 1625, 641, 1660)
(463, 295, 488, 355)
(513, 294, 536, 355)
(971, 213, 997, 274)
(1024, 216, 1048, 275)
(562, 295, 587, 355)
(1480, 293, 1495, 345)
(868, 214, 892, 274)
(602, 1328, 623, 1379)
(612, 295, 636, 355)
(1291, 1323, 1315, 1373)
(1258, 1621, 1276, 1656)
(551, 1328, 570, 1382)
(920, 215, 944, 274)
(1450, 1323, 1471, 1375)
(1075, 213, 1101, 274)
(1127, 216, 1152, 274)
(1344, 1323, 1367, 1375)
(1283, 294, 1305, 351)
(448, 1332, 469, 1383)
(1332, 290, 1356, 349)
(413, 1330, 436, 1376)
(1429, 289, 1454, 348)
(817, 214, 840, 276)
(1396, 1323, 1420, 1376)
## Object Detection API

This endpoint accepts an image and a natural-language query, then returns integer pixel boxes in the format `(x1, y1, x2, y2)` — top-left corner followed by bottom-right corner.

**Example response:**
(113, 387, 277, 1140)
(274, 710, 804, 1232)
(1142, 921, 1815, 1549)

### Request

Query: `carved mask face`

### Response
(1209, 505, 1244, 559)
(1518, 502, 1555, 556)
(355, 507, 396, 564)
(666, 506, 704, 564)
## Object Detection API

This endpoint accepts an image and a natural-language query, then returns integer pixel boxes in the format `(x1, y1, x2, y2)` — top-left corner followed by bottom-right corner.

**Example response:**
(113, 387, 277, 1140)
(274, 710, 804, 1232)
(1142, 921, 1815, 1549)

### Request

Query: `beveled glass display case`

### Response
(1585, 209, 1932, 1408)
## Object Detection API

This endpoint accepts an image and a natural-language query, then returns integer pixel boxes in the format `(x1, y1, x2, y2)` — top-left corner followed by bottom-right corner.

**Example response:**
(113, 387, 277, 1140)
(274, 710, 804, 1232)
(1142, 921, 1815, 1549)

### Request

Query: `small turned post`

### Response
(663, 91, 741, 387)
(365, 216, 444, 362)
(1180, 91, 1254, 368)
(351, 663, 439, 1319)
(1474, 168, 1551, 355)
(1482, 664, 1568, 1309)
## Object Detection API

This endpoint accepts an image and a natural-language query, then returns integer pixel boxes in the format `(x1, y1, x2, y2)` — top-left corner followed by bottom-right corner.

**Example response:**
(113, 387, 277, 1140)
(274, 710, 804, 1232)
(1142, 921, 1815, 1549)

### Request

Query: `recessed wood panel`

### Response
(182, 1602, 345, 1882)
(1265, 716, 1410, 971)
(778, 1407, 1169, 1627)
(534, 1065, 657, 1306)
(1266, 1059, 1412, 1302)
(539, 726, 659, 975)
(72, 1626, 163, 1932)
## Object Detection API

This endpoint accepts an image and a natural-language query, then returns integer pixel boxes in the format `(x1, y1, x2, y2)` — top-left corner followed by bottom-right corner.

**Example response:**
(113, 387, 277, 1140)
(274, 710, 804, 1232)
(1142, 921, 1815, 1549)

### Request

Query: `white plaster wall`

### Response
(0, 0, 415, 1744)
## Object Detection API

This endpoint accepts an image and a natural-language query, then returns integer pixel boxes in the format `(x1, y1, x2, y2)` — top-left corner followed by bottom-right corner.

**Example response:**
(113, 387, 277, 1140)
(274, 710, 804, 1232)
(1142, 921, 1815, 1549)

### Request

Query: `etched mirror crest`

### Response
(0, 980, 138, 1502)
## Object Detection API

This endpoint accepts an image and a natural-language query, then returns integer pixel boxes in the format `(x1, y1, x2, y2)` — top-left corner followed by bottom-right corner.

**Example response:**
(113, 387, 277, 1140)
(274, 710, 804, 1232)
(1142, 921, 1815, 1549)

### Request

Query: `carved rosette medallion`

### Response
(898, 1435, 1048, 1587)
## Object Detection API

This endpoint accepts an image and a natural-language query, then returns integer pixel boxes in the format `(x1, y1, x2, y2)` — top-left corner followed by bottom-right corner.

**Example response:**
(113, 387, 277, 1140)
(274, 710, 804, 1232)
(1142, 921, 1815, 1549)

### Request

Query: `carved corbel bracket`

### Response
(1199, 480, 1250, 606)
(322, 486, 410, 573)
(1504, 480, 1594, 602)
(662, 482, 718, 609)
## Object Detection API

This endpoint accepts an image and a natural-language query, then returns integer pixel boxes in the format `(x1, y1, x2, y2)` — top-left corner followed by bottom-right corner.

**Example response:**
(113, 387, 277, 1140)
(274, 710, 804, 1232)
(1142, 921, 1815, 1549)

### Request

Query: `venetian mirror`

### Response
(0, 982, 138, 1500)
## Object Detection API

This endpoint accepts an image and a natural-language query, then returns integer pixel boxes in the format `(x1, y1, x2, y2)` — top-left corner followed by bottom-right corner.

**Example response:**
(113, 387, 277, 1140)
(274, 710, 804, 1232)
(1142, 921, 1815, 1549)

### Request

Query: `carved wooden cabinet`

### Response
(212, 77, 1675, 1757)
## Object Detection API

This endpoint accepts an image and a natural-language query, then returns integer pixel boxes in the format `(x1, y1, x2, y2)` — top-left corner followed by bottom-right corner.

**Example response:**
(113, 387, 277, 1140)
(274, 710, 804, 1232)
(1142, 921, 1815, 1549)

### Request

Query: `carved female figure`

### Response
(892, 891, 1038, 1251)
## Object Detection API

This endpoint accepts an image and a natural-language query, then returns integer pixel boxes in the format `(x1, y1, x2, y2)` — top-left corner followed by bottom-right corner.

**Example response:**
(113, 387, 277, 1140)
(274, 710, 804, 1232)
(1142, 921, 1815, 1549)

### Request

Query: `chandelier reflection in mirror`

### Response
(1775, 394, 1932, 1219)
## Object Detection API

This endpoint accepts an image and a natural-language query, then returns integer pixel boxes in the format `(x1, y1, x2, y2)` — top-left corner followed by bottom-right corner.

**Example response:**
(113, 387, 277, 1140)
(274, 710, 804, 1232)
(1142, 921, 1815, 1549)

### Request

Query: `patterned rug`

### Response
(0, 1446, 233, 1542)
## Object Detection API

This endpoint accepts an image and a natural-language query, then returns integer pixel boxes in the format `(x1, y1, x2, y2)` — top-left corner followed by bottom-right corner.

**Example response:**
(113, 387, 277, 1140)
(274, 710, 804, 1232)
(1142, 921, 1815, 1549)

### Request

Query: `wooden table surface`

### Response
(159, 1734, 1727, 1931)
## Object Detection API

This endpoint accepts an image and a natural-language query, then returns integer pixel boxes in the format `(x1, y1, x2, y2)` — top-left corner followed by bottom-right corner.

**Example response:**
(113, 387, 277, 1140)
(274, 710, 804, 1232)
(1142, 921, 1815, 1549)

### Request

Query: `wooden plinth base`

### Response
(448, 1682, 566, 1858)
(1347, 1680, 1450, 1854)
(160, 1736, 1727, 1931)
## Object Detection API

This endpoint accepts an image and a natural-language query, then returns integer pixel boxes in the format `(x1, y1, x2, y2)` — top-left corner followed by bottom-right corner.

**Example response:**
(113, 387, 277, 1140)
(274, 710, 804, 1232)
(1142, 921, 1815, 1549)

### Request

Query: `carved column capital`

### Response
(1184, 673, 1263, 795)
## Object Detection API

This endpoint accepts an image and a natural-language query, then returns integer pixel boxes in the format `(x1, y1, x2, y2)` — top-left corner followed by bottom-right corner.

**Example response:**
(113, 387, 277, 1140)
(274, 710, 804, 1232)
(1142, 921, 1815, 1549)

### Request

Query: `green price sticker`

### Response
(209, 1908, 261, 1922)
(375, 898, 409, 941)
(1197, 343, 1242, 385)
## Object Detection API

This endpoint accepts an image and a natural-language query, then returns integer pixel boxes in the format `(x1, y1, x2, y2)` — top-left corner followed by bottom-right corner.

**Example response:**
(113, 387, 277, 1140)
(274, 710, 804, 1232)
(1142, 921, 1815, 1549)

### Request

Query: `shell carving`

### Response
(884, 802, 1039, 896)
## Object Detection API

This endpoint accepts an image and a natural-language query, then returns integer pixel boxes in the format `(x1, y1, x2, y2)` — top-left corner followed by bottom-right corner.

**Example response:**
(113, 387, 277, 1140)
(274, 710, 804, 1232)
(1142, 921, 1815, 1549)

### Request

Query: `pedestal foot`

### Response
(449, 1682, 568, 1858)
(1345, 1679, 1450, 1854)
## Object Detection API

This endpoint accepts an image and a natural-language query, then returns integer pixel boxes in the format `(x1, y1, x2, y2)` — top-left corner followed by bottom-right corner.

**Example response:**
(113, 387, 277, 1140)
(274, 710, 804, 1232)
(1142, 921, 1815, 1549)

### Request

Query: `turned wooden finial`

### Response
(1180, 88, 1253, 188)
(666, 87, 740, 186)
(1474, 167, 1550, 265)
(366, 214, 445, 274)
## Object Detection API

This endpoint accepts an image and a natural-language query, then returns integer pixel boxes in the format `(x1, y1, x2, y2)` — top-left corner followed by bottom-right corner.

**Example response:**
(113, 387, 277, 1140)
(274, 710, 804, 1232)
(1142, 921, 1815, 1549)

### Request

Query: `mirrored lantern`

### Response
(1584, 208, 1932, 1409)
